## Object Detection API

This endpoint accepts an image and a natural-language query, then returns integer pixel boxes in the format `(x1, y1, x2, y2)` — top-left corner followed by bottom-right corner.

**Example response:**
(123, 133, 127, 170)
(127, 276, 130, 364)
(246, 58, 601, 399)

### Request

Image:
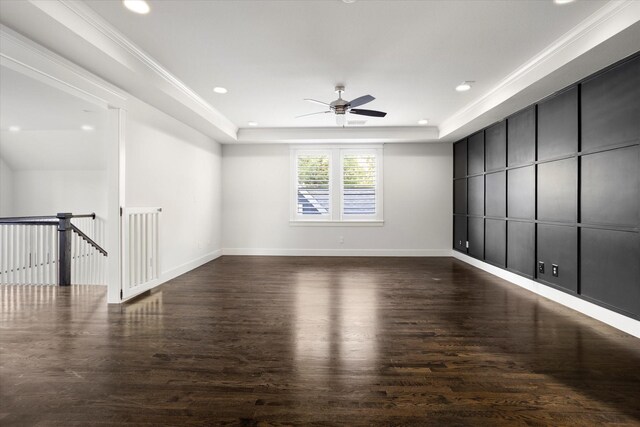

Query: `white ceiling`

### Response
(0, 0, 638, 144)
(0, 65, 105, 132)
(82, 0, 608, 129)
(0, 65, 107, 171)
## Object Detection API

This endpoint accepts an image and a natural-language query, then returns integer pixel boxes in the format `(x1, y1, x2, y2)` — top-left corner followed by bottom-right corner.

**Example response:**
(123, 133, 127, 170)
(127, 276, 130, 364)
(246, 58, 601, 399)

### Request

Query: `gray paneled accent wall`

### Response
(452, 53, 640, 320)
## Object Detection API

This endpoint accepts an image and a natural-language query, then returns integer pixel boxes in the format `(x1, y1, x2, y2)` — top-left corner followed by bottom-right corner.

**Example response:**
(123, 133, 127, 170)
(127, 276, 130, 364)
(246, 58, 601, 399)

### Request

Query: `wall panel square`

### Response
(537, 224, 577, 293)
(454, 179, 467, 215)
(450, 53, 640, 322)
(485, 121, 506, 172)
(582, 56, 640, 151)
(468, 217, 484, 260)
(486, 171, 506, 218)
(581, 228, 640, 316)
(507, 166, 534, 220)
(538, 87, 578, 160)
(537, 158, 577, 223)
(485, 219, 506, 268)
(468, 131, 485, 175)
(581, 146, 639, 227)
(453, 215, 467, 253)
(454, 139, 467, 178)
(507, 221, 535, 278)
(508, 107, 535, 167)
(468, 176, 484, 216)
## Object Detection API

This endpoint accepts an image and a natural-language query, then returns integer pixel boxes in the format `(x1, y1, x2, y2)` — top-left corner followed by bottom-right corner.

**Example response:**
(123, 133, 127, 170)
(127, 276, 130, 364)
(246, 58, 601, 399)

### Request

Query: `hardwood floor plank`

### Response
(1, 256, 639, 425)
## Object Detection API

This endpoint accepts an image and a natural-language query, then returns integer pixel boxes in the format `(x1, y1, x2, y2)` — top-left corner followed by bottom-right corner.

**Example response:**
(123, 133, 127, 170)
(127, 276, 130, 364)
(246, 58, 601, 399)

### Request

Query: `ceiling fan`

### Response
(297, 85, 387, 126)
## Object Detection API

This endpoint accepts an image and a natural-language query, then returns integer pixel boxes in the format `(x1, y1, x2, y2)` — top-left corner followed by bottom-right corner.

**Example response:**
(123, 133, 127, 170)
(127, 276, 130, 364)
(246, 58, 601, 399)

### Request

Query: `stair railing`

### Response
(0, 212, 107, 286)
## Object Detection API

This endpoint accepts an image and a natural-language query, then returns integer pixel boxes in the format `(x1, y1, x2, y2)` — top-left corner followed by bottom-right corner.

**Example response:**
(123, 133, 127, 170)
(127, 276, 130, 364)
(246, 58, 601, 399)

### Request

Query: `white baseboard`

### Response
(222, 248, 453, 257)
(452, 251, 640, 339)
(159, 249, 223, 284)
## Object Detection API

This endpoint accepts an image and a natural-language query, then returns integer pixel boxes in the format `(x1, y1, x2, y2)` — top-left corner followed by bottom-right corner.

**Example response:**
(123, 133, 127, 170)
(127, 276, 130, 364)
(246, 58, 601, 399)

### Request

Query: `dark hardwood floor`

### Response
(1, 256, 639, 426)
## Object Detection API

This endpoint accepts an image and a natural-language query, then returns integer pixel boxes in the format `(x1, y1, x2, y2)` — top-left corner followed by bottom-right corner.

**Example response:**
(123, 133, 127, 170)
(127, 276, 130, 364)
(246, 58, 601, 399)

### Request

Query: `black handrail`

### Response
(0, 212, 107, 286)
(0, 219, 59, 226)
(70, 213, 96, 220)
(0, 212, 95, 223)
(70, 224, 108, 257)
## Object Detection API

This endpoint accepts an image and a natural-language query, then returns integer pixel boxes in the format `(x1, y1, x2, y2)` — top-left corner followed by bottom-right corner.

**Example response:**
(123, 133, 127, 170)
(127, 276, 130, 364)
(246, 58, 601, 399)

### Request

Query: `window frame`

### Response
(290, 144, 384, 225)
(291, 149, 333, 221)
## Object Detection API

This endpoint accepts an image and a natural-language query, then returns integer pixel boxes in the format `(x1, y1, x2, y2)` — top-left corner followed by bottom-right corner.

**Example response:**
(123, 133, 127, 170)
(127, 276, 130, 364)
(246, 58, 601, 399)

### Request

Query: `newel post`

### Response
(57, 212, 73, 286)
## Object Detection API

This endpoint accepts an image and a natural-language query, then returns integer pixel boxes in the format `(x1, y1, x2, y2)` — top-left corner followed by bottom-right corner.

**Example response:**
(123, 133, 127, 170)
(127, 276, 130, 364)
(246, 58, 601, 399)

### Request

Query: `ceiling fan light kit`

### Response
(298, 85, 387, 126)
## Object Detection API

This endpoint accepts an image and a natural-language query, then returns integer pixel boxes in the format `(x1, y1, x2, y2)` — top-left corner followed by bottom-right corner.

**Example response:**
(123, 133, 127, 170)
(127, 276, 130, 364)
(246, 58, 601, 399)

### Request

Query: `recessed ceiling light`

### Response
(418, 119, 429, 125)
(8, 126, 21, 132)
(81, 125, 95, 131)
(342, 0, 357, 3)
(554, 0, 575, 4)
(123, 0, 150, 14)
(213, 87, 228, 94)
(455, 81, 474, 92)
(248, 121, 258, 127)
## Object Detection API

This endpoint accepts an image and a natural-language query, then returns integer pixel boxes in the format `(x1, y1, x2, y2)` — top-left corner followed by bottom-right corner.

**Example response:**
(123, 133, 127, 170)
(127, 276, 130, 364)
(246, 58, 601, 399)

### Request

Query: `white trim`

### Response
(124, 207, 162, 214)
(239, 128, 439, 144)
(289, 220, 384, 227)
(107, 108, 125, 304)
(439, 0, 640, 139)
(159, 249, 222, 284)
(290, 143, 385, 150)
(0, 24, 127, 109)
(120, 249, 223, 302)
(453, 252, 640, 339)
(223, 248, 451, 257)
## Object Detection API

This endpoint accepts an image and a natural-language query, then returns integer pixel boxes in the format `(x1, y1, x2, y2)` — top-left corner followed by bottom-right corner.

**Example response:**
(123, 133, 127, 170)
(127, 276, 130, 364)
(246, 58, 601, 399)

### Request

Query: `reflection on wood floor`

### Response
(1, 256, 640, 426)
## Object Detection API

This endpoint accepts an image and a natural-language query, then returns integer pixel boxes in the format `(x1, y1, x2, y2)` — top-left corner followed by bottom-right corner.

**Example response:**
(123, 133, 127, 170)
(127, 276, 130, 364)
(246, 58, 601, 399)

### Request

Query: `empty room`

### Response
(1, 0, 639, 425)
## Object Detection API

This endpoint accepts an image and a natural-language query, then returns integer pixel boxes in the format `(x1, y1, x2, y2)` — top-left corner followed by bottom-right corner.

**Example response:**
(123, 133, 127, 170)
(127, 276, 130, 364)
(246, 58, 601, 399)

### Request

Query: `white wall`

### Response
(0, 157, 13, 216)
(222, 143, 452, 255)
(125, 98, 222, 280)
(11, 170, 107, 218)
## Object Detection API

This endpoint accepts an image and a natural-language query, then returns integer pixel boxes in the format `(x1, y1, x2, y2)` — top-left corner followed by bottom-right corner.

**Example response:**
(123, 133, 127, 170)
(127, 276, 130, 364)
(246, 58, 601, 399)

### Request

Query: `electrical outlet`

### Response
(339, 236, 344, 244)
(538, 261, 545, 274)
(465, 241, 469, 248)
(552, 264, 559, 277)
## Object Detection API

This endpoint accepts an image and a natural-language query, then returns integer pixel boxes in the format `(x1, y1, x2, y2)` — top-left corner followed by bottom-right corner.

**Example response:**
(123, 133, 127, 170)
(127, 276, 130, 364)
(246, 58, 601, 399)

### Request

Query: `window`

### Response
(291, 146, 383, 224)
(296, 151, 331, 217)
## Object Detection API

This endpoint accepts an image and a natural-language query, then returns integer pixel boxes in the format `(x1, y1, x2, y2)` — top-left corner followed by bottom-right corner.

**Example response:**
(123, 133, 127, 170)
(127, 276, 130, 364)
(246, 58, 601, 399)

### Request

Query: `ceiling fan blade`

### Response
(350, 108, 387, 117)
(304, 98, 331, 107)
(349, 95, 375, 108)
(295, 111, 332, 118)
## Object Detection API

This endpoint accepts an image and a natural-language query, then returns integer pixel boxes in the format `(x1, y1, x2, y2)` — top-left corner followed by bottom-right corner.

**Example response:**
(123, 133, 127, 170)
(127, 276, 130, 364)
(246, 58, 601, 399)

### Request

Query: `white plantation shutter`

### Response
(342, 152, 377, 216)
(296, 152, 331, 216)
(291, 146, 382, 223)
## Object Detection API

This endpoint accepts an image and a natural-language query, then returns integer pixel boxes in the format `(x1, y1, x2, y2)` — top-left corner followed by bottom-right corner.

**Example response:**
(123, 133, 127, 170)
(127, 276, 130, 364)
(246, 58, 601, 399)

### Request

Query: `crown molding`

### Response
(10, 0, 640, 145)
(439, 0, 640, 140)
(237, 126, 440, 144)
(0, 24, 127, 109)
(28, 0, 238, 142)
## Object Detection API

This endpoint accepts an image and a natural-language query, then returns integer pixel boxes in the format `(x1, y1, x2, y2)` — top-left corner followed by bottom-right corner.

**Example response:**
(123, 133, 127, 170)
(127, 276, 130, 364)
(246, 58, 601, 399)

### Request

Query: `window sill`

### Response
(289, 220, 384, 227)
